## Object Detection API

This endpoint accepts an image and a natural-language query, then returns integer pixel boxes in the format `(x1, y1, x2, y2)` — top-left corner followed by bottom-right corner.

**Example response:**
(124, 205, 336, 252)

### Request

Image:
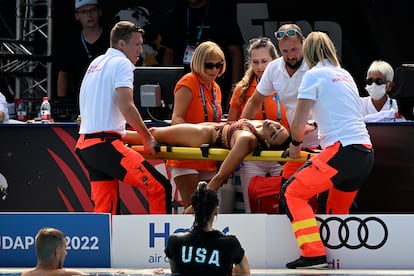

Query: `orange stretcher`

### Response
(131, 144, 317, 162)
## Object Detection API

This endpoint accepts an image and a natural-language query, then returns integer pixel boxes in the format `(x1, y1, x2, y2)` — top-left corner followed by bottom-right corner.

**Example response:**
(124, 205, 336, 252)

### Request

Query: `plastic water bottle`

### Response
(40, 96, 52, 123)
(16, 99, 27, 121)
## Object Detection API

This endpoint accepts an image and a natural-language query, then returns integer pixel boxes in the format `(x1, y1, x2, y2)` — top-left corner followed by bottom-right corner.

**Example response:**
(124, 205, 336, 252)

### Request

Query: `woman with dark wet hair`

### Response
(164, 181, 250, 275)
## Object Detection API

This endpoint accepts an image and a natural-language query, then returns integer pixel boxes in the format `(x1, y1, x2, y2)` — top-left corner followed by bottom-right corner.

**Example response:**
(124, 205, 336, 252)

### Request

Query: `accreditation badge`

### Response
(183, 45, 196, 65)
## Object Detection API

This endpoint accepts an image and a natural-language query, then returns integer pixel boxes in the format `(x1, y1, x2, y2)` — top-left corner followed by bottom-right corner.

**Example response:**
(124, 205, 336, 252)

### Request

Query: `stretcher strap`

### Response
(131, 145, 316, 162)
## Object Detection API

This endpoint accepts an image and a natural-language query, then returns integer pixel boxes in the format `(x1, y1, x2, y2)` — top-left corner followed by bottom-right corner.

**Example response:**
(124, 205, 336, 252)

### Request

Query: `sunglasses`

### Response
(248, 37, 271, 45)
(366, 78, 388, 85)
(205, 61, 224, 70)
(274, 29, 303, 40)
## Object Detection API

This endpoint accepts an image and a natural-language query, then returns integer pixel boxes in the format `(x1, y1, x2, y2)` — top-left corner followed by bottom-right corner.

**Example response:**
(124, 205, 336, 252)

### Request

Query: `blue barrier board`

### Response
(0, 213, 111, 267)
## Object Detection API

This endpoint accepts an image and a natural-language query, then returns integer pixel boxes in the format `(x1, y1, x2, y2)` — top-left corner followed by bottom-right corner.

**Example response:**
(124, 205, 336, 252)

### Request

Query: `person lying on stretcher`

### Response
(124, 118, 317, 192)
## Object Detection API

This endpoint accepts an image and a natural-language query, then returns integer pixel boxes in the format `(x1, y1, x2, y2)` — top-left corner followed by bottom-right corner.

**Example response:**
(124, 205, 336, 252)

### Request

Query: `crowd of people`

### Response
(5, 0, 411, 273)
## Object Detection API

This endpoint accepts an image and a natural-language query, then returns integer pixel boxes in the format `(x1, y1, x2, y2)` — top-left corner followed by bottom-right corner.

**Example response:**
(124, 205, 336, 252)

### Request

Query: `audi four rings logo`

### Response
(316, 216, 388, 250)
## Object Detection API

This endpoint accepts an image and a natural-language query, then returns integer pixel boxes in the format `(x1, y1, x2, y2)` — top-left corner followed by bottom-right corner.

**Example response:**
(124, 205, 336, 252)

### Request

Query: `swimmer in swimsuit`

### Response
(123, 119, 307, 192)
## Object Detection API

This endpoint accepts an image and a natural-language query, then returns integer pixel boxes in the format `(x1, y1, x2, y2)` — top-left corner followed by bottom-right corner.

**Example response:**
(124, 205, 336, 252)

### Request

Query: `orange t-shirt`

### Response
(230, 78, 289, 130)
(167, 72, 222, 171)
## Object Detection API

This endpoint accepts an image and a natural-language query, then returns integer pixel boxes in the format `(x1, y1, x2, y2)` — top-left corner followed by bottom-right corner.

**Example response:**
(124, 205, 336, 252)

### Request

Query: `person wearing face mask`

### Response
(361, 60, 400, 122)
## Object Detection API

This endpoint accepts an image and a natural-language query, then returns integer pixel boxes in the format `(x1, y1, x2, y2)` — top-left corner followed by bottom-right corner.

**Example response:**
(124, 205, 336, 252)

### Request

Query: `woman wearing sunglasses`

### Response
(227, 36, 289, 213)
(167, 41, 226, 210)
(361, 60, 400, 122)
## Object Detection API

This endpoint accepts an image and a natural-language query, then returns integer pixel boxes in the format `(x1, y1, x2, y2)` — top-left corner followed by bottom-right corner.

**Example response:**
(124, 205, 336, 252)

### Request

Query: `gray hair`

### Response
(367, 60, 394, 82)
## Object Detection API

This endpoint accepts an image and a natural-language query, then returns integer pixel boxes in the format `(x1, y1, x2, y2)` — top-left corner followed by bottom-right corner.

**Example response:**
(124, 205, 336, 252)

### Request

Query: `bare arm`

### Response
(0, 111, 4, 123)
(289, 98, 314, 158)
(171, 86, 193, 125)
(240, 90, 266, 119)
(227, 106, 241, 121)
(227, 86, 242, 121)
(57, 71, 69, 98)
(232, 255, 250, 275)
(117, 87, 156, 155)
(208, 133, 257, 191)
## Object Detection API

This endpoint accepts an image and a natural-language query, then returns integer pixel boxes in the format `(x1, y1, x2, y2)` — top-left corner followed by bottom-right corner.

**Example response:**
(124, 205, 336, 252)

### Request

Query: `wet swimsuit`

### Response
(213, 119, 260, 149)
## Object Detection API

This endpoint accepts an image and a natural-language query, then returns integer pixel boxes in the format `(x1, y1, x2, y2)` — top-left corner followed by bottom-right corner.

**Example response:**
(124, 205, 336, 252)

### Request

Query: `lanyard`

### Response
(186, 4, 209, 46)
(199, 84, 217, 122)
(275, 93, 281, 121)
(81, 32, 92, 59)
(261, 93, 281, 120)
(257, 77, 281, 121)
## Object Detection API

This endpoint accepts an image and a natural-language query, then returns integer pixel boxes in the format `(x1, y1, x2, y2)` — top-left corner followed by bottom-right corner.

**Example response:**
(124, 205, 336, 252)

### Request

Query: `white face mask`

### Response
(365, 84, 386, 100)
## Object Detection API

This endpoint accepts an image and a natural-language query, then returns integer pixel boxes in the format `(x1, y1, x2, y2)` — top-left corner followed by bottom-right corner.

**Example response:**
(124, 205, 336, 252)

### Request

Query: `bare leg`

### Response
(174, 174, 200, 209)
(122, 124, 212, 147)
(151, 124, 213, 147)
(122, 130, 143, 145)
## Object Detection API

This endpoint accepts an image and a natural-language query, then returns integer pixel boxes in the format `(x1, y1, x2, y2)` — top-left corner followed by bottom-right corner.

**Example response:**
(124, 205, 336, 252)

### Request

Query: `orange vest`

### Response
(230, 78, 290, 130)
(167, 72, 222, 171)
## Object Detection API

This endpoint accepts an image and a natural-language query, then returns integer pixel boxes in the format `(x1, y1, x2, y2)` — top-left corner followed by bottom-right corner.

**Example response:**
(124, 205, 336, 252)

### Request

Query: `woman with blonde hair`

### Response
(282, 31, 374, 269)
(167, 41, 226, 210)
(228, 36, 289, 213)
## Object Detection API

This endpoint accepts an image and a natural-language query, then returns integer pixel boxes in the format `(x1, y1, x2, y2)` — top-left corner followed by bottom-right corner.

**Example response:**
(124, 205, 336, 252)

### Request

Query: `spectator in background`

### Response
(21, 227, 87, 276)
(228, 37, 289, 213)
(57, 0, 109, 105)
(165, 181, 250, 275)
(361, 60, 400, 122)
(166, 41, 224, 210)
(160, 0, 244, 112)
(282, 31, 374, 269)
(0, 92, 9, 123)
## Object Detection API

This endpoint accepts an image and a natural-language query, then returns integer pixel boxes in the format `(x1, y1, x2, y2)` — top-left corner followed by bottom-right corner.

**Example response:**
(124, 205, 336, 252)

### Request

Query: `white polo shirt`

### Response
(79, 48, 135, 135)
(257, 56, 319, 148)
(361, 96, 398, 122)
(298, 61, 371, 148)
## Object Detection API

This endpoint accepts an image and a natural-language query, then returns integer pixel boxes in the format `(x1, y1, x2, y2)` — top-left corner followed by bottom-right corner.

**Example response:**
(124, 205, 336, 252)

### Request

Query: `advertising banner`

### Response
(0, 213, 111, 267)
(112, 214, 414, 269)
(111, 214, 269, 268)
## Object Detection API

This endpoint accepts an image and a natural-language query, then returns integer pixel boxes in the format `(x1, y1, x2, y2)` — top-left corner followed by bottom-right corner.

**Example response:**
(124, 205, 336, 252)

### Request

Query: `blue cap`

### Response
(75, 0, 98, 9)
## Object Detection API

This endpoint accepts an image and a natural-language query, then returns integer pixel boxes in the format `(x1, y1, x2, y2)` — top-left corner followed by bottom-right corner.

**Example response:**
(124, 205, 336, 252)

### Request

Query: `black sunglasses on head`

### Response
(366, 78, 388, 85)
(205, 61, 224, 70)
